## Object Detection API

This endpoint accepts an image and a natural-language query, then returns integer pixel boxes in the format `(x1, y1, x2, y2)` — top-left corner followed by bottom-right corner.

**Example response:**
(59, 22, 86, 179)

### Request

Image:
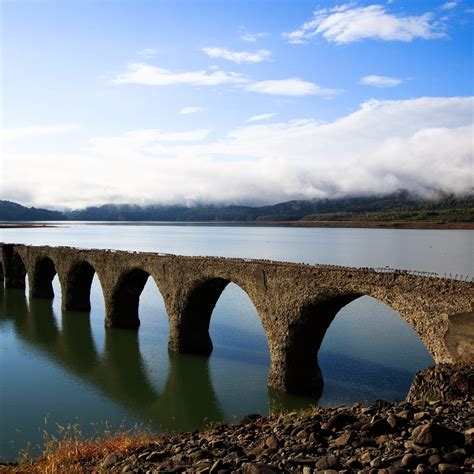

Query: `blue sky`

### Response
(1, 0, 473, 208)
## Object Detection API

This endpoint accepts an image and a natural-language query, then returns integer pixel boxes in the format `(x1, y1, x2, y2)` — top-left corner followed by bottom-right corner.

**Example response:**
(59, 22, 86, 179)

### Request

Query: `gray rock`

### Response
(333, 431, 355, 447)
(146, 450, 167, 462)
(323, 413, 357, 431)
(411, 423, 465, 448)
(464, 456, 474, 467)
(415, 464, 434, 473)
(241, 462, 277, 473)
(438, 463, 462, 473)
(428, 453, 442, 466)
(265, 435, 279, 450)
(369, 456, 382, 468)
(315, 455, 339, 470)
(346, 457, 362, 469)
(366, 418, 392, 436)
(385, 468, 409, 474)
(443, 450, 465, 464)
(401, 453, 417, 467)
(210, 459, 223, 473)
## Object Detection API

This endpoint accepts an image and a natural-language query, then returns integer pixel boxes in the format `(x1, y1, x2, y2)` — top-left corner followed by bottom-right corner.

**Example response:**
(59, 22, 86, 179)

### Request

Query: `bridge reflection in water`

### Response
(1, 286, 315, 438)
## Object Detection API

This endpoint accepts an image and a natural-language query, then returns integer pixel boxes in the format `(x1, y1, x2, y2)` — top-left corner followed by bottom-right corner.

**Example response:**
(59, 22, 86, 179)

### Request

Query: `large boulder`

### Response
(411, 423, 465, 448)
(406, 363, 473, 402)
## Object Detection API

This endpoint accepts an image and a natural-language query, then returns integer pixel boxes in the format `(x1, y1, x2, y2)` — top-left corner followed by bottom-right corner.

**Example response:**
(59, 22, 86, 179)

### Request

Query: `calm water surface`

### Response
(1, 224, 472, 460)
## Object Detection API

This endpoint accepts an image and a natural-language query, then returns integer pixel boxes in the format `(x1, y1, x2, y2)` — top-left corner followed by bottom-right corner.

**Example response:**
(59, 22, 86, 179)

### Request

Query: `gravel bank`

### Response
(101, 397, 473, 473)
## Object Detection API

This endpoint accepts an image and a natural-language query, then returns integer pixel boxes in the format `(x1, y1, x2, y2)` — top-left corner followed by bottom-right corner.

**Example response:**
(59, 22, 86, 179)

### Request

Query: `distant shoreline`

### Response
(266, 220, 474, 229)
(0, 224, 59, 229)
(1, 221, 473, 230)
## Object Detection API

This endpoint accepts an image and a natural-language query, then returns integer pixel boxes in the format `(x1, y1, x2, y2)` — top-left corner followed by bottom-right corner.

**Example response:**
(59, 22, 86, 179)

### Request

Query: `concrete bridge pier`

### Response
(167, 278, 230, 355)
(168, 324, 213, 356)
(61, 261, 96, 312)
(104, 268, 150, 329)
(30, 257, 57, 299)
(2, 245, 27, 289)
(267, 339, 324, 397)
(267, 294, 359, 395)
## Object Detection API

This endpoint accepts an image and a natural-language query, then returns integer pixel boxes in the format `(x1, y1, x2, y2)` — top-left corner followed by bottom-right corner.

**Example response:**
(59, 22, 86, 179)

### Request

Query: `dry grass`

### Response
(0, 422, 158, 474)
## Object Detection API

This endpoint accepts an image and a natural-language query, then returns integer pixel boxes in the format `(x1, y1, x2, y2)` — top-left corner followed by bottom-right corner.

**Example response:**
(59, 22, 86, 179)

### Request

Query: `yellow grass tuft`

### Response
(1, 422, 158, 474)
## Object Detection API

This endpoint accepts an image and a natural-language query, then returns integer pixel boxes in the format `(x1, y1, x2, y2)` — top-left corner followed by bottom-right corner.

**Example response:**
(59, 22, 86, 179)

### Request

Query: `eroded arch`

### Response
(272, 290, 436, 396)
(107, 268, 165, 329)
(320, 295, 434, 402)
(168, 277, 267, 356)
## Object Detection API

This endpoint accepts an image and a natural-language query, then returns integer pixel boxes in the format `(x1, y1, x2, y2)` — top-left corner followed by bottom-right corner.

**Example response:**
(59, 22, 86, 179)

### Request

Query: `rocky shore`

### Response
(96, 396, 472, 474)
(3, 365, 473, 473)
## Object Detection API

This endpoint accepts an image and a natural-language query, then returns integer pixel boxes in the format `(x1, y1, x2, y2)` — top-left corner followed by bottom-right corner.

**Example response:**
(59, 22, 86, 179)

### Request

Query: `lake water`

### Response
(1, 224, 472, 461)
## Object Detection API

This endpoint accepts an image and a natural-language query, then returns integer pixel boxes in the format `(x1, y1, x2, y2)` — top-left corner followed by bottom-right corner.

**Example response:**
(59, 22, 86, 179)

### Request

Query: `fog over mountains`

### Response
(2, 97, 473, 210)
(1, 191, 472, 222)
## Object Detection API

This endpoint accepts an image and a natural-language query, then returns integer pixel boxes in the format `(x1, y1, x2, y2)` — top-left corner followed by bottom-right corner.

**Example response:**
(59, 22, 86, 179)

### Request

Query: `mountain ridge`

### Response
(1, 191, 473, 222)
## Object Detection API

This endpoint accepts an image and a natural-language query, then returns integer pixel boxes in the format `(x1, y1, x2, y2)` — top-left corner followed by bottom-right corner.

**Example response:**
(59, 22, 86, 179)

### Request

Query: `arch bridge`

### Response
(1, 243, 472, 395)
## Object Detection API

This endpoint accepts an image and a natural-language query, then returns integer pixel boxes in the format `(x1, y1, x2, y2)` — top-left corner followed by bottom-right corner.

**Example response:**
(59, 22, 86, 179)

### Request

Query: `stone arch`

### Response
(30, 256, 58, 299)
(271, 289, 438, 396)
(320, 294, 435, 362)
(63, 260, 100, 312)
(106, 268, 165, 329)
(168, 277, 266, 356)
(328, 287, 444, 362)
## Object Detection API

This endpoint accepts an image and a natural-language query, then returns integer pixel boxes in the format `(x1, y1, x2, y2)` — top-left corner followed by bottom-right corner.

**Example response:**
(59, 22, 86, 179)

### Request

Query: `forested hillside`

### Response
(1, 192, 472, 222)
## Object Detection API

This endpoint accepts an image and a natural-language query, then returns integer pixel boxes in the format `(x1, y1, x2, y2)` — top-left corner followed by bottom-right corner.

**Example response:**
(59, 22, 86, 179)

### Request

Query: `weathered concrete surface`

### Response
(1, 242, 472, 395)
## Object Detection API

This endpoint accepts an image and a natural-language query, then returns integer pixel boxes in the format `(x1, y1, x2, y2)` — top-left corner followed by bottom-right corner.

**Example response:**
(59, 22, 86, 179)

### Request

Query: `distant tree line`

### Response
(1, 190, 473, 223)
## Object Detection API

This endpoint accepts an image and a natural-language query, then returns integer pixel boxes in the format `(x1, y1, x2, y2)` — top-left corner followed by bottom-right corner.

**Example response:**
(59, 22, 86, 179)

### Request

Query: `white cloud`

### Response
(360, 75, 403, 87)
(0, 124, 78, 143)
(246, 78, 342, 96)
(179, 106, 203, 115)
(239, 27, 269, 42)
(284, 4, 446, 44)
(88, 128, 210, 157)
(202, 47, 271, 63)
(114, 63, 339, 98)
(247, 113, 277, 122)
(114, 63, 248, 86)
(3, 97, 472, 208)
(137, 48, 158, 59)
(441, 2, 458, 10)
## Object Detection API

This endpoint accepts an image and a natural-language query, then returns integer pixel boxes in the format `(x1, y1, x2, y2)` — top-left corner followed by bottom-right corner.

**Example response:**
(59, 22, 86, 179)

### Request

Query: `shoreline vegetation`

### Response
(0, 224, 58, 229)
(1, 221, 473, 230)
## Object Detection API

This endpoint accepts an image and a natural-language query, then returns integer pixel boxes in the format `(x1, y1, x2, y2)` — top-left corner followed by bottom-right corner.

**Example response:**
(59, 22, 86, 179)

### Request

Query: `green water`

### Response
(2, 224, 471, 461)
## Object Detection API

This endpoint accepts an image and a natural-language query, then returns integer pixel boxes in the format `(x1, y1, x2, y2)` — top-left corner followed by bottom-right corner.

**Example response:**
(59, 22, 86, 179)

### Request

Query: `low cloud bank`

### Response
(2, 97, 472, 209)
